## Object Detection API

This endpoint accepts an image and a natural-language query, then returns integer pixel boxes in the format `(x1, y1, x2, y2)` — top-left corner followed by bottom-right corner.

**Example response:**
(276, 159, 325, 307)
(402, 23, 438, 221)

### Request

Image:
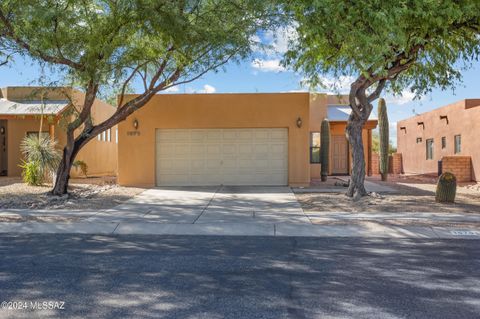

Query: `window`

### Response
(454, 135, 461, 154)
(416, 137, 422, 143)
(97, 134, 101, 141)
(310, 132, 320, 163)
(102, 131, 106, 141)
(441, 136, 446, 149)
(426, 139, 434, 160)
(107, 129, 111, 142)
(115, 128, 118, 144)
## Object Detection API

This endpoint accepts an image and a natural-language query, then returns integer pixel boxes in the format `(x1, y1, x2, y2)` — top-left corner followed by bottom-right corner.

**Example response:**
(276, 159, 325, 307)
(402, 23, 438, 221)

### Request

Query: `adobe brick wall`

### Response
(371, 152, 402, 175)
(372, 153, 380, 175)
(391, 153, 403, 175)
(442, 156, 472, 182)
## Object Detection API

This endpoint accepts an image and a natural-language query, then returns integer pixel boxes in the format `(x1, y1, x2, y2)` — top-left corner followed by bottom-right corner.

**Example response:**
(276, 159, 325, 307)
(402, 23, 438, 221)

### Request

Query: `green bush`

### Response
(73, 160, 88, 177)
(19, 160, 43, 186)
(20, 135, 61, 184)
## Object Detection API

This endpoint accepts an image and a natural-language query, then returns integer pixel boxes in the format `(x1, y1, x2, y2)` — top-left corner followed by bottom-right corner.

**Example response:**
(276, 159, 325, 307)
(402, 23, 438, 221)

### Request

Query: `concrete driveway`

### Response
(88, 186, 310, 225)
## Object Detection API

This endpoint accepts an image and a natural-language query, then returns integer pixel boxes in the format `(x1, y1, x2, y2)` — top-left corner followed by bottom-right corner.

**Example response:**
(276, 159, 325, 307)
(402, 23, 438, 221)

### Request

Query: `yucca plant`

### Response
(20, 135, 61, 184)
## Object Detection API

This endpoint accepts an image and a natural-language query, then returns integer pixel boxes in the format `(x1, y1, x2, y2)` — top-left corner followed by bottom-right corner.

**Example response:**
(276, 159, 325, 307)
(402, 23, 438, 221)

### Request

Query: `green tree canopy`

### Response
(283, 0, 480, 198)
(285, 0, 480, 96)
(0, 0, 274, 194)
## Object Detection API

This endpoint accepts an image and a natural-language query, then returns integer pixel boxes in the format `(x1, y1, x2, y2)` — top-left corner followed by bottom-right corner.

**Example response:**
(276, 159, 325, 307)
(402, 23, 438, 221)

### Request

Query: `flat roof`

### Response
(0, 99, 68, 115)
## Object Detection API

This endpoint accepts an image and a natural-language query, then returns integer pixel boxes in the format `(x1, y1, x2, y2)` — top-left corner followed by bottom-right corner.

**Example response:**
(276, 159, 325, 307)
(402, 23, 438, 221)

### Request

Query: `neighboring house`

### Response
(397, 99, 480, 182)
(0, 86, 118, 177)
(117, 93, 377, 187)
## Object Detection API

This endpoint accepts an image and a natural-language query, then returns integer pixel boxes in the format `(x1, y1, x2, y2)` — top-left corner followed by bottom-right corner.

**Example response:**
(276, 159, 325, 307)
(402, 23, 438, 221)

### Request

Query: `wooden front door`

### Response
(332, 135, 348, 174)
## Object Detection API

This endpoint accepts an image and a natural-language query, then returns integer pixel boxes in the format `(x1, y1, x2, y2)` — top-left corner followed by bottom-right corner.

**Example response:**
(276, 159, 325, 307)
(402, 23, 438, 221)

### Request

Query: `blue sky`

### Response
(1, 32, 479, 146)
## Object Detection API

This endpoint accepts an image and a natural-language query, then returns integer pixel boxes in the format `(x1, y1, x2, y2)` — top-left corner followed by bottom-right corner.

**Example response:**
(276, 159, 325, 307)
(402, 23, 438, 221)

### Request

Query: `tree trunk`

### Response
(381, 172, 388, 181)
(345, 116, 368, 199)
(51, 138, 80, 195)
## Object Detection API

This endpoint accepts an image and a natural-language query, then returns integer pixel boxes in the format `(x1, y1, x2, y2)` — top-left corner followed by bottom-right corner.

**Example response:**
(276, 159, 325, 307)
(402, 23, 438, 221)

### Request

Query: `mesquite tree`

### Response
(283, 0, 480, 199)
(0, 0, 274, 195)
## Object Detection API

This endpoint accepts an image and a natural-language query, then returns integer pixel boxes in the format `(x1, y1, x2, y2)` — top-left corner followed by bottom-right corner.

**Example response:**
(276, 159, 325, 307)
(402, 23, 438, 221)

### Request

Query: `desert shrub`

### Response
(19, 160, 43, 186)
(20, 135, 61, 183)
(73, 160, 88, 177)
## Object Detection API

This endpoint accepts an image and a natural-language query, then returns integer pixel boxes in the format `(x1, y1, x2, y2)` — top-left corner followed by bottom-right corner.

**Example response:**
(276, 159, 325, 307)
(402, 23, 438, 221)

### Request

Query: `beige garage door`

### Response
(156, 128, 288, 186)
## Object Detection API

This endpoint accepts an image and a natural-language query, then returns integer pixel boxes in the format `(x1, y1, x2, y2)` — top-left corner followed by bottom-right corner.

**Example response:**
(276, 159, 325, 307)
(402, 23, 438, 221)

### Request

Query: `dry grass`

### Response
(0, 177, 145, 210)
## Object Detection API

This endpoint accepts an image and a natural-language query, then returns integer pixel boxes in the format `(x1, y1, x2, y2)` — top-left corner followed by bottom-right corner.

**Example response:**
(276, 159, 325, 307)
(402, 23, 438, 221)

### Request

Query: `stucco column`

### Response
(49, 123, 55, 141)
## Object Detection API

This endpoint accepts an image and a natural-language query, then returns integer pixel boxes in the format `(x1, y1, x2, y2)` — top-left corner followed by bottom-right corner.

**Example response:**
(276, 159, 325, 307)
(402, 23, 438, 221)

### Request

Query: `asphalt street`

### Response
(0, 234, 479, 319)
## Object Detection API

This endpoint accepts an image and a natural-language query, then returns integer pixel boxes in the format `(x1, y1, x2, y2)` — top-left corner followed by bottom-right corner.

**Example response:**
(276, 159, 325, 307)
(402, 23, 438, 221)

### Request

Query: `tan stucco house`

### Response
(397, 99, 480, 182)
(118, 93, 377, 187)
(0, 86, 117, 177)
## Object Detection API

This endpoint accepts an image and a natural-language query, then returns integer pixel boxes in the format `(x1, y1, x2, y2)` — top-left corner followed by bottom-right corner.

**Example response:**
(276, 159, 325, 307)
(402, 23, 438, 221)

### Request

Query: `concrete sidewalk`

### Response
(0, 220, 479, 239)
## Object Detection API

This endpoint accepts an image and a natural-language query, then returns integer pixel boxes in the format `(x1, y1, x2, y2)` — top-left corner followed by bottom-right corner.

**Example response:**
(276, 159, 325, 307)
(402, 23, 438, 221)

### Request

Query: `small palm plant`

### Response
(20, 135, 61, 185)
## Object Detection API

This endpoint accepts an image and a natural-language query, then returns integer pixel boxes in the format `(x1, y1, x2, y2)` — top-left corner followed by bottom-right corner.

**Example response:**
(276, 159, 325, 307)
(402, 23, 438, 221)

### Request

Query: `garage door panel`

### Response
(156, 128, 288, 186)
(271, 130, 287, 139)
(206, 145, 221, 154)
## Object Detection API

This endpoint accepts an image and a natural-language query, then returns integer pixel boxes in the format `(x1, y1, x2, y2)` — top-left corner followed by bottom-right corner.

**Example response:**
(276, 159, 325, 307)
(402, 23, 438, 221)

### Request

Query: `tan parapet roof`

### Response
(0, 98, 69, 115)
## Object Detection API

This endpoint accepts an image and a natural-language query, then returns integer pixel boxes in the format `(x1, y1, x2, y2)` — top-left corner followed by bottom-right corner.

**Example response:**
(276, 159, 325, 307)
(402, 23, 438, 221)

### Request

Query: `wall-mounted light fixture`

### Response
(440, 115, 449, 124)
(0, 127, 4, 135)
(133, 119, 139, 130)
(296, 117, 302, 128)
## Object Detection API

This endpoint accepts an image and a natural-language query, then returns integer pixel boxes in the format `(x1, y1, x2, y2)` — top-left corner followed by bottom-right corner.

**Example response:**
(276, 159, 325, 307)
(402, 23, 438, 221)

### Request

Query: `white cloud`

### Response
(187, 84, 216, 94)
(267, 25, 297, 54)
(385, 89, 423, 105)
(249, 24, 298, 73)
(199, 84, 216, 93)
(298, 75, 354, 94)
(317, 76, 355, 94)
(164, 86, 180, 93)
(251, 58, 286, 73)
(254, 25, 298, 55)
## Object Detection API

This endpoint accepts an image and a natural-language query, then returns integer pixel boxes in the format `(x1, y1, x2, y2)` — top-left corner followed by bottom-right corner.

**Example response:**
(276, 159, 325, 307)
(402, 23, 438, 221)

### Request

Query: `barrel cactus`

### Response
(320, 119, 330, 182)
(378, 98, 389, 181)
(435, 172, 457, 203)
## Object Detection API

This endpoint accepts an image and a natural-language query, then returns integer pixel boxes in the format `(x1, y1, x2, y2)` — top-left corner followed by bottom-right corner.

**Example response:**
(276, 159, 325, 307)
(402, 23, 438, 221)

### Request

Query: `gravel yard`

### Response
(0, 177, 144, 210)
(296, 177, 480, 214)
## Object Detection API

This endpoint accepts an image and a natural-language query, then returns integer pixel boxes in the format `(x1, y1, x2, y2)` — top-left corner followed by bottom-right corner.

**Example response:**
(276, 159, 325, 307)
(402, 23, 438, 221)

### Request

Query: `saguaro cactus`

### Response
(435, 172, 457, 203)
(320, 119, 330, 182)
(378, 98, 389, 181)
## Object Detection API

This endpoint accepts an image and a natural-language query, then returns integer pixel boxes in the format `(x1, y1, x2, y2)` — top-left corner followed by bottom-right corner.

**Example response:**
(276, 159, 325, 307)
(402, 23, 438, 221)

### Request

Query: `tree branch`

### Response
(0, 8, 84, 70)
(367, 79, 386, 102)
(117, 62, 149, 108)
